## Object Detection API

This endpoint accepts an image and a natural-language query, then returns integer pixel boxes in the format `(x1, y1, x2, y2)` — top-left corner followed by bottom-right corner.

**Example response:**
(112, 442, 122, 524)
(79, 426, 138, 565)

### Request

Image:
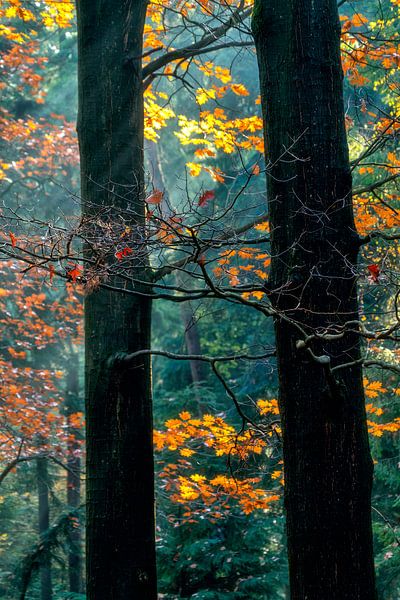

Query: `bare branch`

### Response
(152, 213, 268, 282)
(111, 348, 275, 367)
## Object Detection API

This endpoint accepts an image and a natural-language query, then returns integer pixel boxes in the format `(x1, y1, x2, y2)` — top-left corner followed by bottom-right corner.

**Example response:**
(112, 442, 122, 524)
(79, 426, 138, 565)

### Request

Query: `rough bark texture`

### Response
(252, 1, 376, 598)
(65, 351, 82, 594)
(37, 457, 52, 600)
(76, 1, 157, 598)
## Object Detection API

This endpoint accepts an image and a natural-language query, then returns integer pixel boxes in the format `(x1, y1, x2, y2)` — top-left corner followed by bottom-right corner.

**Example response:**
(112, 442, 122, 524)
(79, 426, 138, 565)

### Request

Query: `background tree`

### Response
(36, 455, 52, 600)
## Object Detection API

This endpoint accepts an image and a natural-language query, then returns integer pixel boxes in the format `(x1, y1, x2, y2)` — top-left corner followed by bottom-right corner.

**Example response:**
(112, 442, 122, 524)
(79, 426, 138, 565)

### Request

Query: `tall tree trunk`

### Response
(65, 351, 82, 594)
(37, 457, 52, 600)
(76, 1, 157, 598)
(180, 292, 206, 391)
(252, 2, 376, 599)
(147, 139, 169, 201)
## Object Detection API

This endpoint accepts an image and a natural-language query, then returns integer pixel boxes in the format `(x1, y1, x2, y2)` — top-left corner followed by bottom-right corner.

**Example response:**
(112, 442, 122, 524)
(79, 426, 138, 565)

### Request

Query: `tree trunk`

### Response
(252, 1, 376, 598)
(146, 139, 169, 203)
(76, 1, 157, 598)
(65, 351, 82, 594)
(180, 293, 206, 390)
(37, 457, 52, 600)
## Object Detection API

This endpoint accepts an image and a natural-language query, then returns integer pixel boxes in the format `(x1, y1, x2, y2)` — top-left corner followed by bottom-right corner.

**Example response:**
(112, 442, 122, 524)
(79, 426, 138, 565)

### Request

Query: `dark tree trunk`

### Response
(252, 1, 376, 599)
(37, 457, 52, 600)
(65, 351, 82, 594)
(76, 1, 157, 598)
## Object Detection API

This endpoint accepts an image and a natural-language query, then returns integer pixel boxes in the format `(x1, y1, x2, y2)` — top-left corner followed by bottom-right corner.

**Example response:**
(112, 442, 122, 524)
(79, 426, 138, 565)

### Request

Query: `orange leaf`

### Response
(66, 264, 82, 283)
(231, 83, 249, 96)
(8, 347, 26, 359)
(9, 232, 17, 247)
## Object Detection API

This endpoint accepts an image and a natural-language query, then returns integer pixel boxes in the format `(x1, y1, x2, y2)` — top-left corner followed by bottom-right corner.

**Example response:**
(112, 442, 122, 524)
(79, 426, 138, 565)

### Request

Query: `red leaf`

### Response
(198, 190, 215, 207)
(367, 264, 380, 282)
(146, 189, 163, 205)
(66, 264, 82, 283)
(9, 232, 17, 247)
(115, 247, 133, 261)
(49, 265, 55, 284)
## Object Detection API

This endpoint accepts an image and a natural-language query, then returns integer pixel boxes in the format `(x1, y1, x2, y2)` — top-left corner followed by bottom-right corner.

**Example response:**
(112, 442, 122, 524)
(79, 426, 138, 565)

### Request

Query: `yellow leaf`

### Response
(186, 162, 202, 177)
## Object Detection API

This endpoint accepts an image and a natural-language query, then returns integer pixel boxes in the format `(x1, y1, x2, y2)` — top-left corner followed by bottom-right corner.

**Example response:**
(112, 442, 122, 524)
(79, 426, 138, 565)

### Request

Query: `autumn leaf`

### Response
(367, 264, 380, 282)
(66, 264, 82, 283)
(9, 232, 17, 247)
(68, 411, 85, 428)
(251, 290, 265, 300)
(231, 83, 250, 96)
(187, 162, 202, 177)
(146, 189, 163, 205)
(351, 13, 368, 27)
(198, 189, 215, 207)
(363, 378, 386, 398)
(179, 411, 191, 420)
(8, 347, 26, 359)
(115, 247, 133, 261)
(196, 87, 216, 105)
(254, 221, 269, 232)
(180, 448, 195, 457)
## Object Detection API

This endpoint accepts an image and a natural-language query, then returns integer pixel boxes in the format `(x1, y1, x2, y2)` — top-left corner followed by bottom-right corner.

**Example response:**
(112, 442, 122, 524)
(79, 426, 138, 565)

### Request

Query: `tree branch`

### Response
(353, 173, 400, 196)
(142, 7, 252, 80)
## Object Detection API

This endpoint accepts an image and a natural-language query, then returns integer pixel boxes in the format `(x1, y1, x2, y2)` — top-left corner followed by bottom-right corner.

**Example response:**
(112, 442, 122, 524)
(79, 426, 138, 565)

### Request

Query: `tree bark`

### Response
(65, 351, 82, 595)
(76, 1, 157, 598)
(37, 457, 52, 600)
(180, 292, 207, 392)
(146, 139, 169, 204)
(252, 1, 376, 598)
